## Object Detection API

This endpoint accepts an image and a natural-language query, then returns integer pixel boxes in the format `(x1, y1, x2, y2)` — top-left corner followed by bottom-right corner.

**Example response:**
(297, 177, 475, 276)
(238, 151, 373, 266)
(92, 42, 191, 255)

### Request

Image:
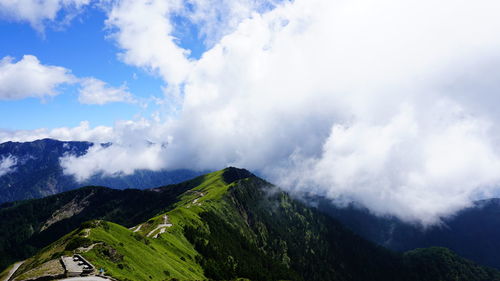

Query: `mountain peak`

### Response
(222, 167, 255, 184)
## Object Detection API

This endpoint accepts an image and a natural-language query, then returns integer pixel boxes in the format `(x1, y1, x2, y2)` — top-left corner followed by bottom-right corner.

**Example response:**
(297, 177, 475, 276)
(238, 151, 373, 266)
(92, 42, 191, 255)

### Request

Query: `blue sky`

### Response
(0, 4, 203, 130)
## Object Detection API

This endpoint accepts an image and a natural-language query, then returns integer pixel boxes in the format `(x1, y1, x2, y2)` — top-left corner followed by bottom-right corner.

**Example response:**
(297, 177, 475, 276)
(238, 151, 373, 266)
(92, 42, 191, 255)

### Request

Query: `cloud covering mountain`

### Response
(3, 0, 500, 225)
(0, 154, 16, 177)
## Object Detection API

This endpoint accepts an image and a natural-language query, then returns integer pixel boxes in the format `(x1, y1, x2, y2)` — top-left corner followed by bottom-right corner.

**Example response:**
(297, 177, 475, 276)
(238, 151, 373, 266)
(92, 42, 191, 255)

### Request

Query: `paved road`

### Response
(2, 261, 24, 281)
(147, 215, 172, 238)
(60, 277, 107, 281)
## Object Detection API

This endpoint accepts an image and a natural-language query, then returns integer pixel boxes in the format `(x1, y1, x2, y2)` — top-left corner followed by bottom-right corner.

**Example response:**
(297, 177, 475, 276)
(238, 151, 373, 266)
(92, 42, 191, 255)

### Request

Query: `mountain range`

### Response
(1, 167, 500, 281)
(0, 139, 201, 204)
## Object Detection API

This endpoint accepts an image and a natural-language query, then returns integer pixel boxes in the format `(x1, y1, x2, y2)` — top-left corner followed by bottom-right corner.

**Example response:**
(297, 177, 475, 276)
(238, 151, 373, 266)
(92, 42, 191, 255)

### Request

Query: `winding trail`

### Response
(146, 215, 172, 238)
(132, 224, 142, 233)
(187, 192, 205, 208)
(129, 224, 142, 232)
(77, 242, 103, 253)
(2, 261, 24, 281)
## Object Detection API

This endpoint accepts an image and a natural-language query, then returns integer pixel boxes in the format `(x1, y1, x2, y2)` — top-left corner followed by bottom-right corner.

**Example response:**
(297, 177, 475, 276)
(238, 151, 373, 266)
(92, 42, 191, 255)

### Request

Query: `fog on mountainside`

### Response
(314, 197, 500, 270)
(0, 139, 202, 204)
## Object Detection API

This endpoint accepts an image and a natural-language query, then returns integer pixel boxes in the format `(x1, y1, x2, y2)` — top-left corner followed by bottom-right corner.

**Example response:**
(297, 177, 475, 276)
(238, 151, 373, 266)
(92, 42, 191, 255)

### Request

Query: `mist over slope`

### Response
(316, 197, 500, 270)
(0, 138, 201, 203)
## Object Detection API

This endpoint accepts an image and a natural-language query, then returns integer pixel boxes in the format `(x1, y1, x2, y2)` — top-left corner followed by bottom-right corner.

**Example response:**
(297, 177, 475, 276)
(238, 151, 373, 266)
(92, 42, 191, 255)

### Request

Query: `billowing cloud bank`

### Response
(12, 0, 500, 225)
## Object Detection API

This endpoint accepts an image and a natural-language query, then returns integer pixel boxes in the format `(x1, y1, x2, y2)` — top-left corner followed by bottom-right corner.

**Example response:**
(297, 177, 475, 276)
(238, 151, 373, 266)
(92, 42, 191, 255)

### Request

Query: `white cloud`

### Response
(187, 0, 500, 225)
(180, 0, 282, 47)
(105, 0, 192, 89)
(0, 0, 91, 31)
(0, 119, 174, 182)
(59, 119, 172, 181)
(0, 121, 114, 143)
(0, 55, 75, 100)
(173, 0, 500, 225)
(60, 142, 168, 181)
(104, 0, 279, 92)
(0, 155, 17, 177)
(286, 103, 500, 225)
(8, 0, 500, 225)
(0, 55, 137, 105)
(78, 77, 135, 105)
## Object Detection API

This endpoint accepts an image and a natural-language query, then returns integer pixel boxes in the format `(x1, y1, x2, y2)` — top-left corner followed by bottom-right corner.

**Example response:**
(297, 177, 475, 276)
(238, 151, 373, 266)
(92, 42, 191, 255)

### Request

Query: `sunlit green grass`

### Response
(13, 168, 242, 281)
(81, 222, 204, 281)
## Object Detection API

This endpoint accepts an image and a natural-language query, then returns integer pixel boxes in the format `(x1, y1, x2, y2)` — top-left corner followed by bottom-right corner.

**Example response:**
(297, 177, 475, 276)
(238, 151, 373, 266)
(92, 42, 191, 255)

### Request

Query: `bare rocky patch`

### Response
(40, 193, 94, 232)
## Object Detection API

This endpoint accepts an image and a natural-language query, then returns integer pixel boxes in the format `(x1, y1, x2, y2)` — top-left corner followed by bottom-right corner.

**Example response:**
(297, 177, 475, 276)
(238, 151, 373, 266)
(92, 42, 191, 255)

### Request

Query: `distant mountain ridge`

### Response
(2, 168, 500, 281)
(316, 197, 500, 270)
(0, 138, 202, 204)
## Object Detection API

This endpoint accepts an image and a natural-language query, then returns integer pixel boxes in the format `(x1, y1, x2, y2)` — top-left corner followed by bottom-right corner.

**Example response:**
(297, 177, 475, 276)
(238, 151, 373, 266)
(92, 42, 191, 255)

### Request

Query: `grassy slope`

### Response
(10, 168, 500, 281)
(10, 170, 236, 281)
(82, 221, 204, 281)
(139, 169, 253, 240)
(111, 169, 248, 280)
(0, 174, 206, 272)
(11, 220, 205, 281)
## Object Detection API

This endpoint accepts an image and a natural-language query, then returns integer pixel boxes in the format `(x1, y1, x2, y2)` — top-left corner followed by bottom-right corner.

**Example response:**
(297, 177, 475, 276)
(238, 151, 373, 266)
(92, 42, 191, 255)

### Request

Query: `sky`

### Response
(0, 1, 178, 130)
(2, 0, 500, 225)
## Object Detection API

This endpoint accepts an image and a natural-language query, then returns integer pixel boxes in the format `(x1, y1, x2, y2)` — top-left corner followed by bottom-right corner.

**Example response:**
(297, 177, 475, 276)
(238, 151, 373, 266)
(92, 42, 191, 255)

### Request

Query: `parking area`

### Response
(61, 255, 94, 277)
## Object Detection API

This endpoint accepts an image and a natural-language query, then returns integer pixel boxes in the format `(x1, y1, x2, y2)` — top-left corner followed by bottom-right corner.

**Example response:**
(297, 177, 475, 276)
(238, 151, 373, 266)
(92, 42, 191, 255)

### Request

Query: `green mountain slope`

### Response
(0, 174, 207, 271)
(9, 220, 204, 281)
(6, 168, 500, 281)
